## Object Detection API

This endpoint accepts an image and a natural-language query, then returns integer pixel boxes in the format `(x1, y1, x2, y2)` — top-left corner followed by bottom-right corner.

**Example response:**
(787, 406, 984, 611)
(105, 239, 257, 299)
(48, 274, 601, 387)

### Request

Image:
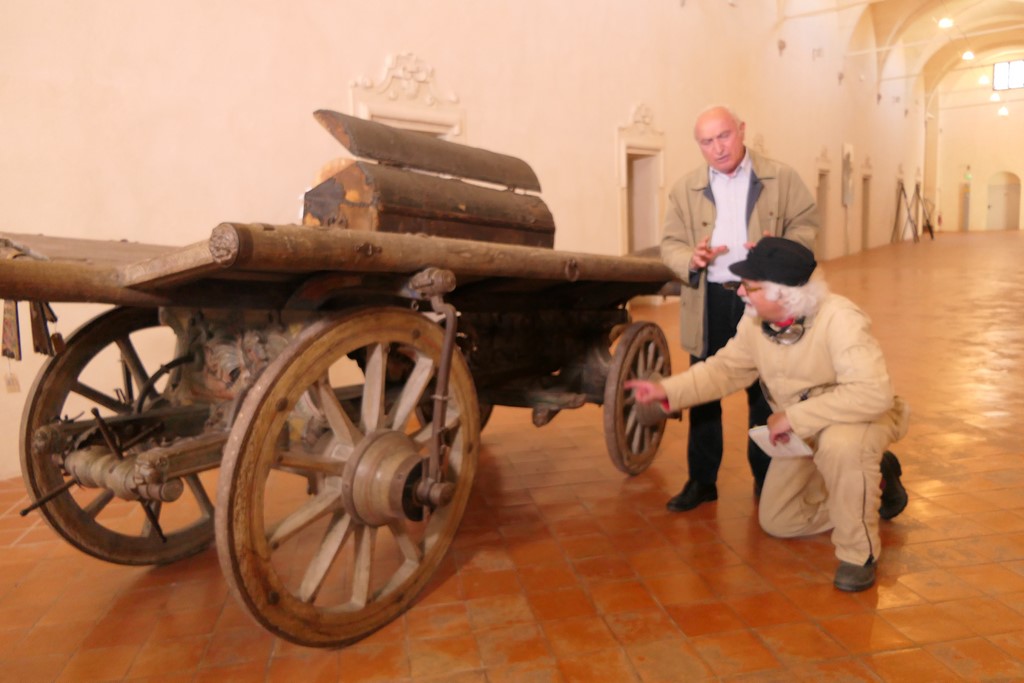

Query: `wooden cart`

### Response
(1, 111, 676, 647)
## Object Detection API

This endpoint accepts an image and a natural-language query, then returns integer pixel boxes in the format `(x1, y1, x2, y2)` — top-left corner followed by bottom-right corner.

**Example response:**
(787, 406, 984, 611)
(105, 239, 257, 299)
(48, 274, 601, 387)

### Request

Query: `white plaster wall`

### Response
(0, 0, 922, 479)
(936, 105, 1024, 232)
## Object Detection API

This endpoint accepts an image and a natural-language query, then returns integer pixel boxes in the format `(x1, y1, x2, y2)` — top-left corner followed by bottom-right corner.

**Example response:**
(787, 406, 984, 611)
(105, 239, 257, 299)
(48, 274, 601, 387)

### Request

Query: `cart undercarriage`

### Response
(1, 111, 677, 647)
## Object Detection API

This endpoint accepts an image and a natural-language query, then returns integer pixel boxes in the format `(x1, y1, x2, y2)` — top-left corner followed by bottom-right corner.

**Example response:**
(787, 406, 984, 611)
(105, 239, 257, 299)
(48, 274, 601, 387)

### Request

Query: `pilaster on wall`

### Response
(859, 154, 874, 252)
(350, 53, 465, 140)
(815, 145, 832, 170)
(814, 145, 833, 258)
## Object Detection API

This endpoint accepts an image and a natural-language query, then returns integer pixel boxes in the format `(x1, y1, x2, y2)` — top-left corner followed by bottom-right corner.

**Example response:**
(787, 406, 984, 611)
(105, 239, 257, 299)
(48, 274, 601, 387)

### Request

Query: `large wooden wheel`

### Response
(20, 306, 215, 565)
(215, 308, 479, 647)
(603, 321, 671, 475)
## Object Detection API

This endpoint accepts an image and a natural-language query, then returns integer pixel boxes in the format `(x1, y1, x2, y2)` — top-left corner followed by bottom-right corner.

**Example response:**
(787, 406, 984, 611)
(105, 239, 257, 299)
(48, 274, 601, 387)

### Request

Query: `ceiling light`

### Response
(962, 50, 975, 61)
(938, 17, 954, 29)
(979, 74, 990, 85)
(998, 106, 1009, 116)
(991, 92, 1001, 102)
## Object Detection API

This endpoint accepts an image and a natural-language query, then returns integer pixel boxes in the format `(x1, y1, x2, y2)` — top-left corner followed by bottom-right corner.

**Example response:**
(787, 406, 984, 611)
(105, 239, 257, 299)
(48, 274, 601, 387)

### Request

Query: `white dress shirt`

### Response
(707, 152, 752, 284)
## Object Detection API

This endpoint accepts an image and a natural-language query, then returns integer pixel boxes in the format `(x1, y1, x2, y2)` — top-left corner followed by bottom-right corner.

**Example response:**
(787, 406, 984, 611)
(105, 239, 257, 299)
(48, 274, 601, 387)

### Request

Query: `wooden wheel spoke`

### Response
(297, 513, 353, 603)
(377, 521, 423, 595)
(71, 380, 130, 414)
(83, 489, 114, 518)
(267, 483, 343, 549)
(627, 412, 641, 452)
(115, 335, 151, 398)
(361, 343, 388, 431)
(389, 520, 423, 564)
(643, 341, 658, 375)
(411, 407, 462, 448)
(633, 347, 648, 378)
(315, 378, 361, 449)
(185, 474, 214, 518)
(646, 341, 666, 377)
(141, 501, 163, 538)
(387, 355, 436, 432)
(348, 525, 377, 609)
(627, 413, 648, 454)
(651, 352, 666, 377)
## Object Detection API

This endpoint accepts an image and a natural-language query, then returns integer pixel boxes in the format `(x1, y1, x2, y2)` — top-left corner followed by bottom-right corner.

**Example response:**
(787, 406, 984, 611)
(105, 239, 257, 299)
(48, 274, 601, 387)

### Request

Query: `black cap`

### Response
(729, 237, 816, 286)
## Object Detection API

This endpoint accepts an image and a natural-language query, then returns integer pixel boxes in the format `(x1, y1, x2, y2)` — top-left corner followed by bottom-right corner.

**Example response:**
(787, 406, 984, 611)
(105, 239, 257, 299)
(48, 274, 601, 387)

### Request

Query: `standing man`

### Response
(661, 105, 819, 511)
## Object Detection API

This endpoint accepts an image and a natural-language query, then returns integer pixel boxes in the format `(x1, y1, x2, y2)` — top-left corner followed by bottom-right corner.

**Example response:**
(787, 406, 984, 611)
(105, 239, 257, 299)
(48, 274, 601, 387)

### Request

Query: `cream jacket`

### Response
(660, 293, 901, 441)
(661, 149, 819, 357)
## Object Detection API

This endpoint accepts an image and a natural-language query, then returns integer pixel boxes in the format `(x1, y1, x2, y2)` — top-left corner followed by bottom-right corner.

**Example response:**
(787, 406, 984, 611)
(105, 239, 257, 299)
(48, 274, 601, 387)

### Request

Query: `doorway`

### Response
(959, 183, 971, 231)
(986, 172, 1022, 231)
(626, 152, 661, 253)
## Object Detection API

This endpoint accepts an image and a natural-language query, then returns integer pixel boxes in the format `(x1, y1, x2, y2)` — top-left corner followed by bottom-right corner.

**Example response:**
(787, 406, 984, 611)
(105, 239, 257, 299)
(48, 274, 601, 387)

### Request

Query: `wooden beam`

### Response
(208, 223, 676, 285)
(304, 163, 555, 248)
(314, 109, 542, 192)
(119, 239, 223, 288)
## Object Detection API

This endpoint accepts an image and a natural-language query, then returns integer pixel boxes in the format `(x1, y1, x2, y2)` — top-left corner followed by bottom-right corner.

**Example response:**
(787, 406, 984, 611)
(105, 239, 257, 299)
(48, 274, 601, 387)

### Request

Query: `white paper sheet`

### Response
(749, 425, 813, 458)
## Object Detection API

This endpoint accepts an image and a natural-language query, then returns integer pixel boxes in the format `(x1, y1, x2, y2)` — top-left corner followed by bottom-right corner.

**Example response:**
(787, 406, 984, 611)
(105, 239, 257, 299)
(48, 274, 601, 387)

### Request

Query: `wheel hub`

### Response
(341, 430, 423, 526)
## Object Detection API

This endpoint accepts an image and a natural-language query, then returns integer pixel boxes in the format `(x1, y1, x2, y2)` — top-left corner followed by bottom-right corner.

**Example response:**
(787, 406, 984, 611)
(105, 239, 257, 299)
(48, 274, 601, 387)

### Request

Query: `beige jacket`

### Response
(661, 149, 819, 357)
(659, 292, 906, 442)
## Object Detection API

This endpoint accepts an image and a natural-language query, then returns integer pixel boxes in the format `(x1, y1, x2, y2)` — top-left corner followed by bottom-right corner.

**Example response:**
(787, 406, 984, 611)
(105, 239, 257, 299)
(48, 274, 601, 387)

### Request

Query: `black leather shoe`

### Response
(666, 480, 717, 512)
(879, 451, 908, 520)
(834, 560, 876, 592)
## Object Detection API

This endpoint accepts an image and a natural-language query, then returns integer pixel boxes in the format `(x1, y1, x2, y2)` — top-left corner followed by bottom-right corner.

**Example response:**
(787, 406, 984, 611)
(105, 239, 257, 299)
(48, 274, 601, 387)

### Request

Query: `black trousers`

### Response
(686, 282, 771, 487)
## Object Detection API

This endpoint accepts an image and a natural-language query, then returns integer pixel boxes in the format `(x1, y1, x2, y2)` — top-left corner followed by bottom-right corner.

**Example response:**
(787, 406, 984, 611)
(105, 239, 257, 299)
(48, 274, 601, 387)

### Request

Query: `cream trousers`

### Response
(757, 398, 910, 565)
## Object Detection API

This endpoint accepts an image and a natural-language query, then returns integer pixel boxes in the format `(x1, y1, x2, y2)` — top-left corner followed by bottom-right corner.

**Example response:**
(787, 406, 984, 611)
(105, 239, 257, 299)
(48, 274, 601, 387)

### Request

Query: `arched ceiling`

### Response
(782, 0, 1024, 101)
(880, 0, 1024, 97)
(868, 0, 1024, 98)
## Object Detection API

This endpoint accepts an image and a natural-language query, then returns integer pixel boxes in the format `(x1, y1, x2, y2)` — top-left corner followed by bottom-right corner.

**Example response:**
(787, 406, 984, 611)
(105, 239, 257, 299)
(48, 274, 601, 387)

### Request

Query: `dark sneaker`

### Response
(834, 560, 876, 592)
(879, 451, 908, 520)
(666, 480, 717, 512)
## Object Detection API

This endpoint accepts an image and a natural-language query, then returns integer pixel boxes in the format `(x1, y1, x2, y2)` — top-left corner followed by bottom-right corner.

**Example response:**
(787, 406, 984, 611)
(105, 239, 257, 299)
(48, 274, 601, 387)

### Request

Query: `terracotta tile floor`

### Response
(2, 230, 1024, 681)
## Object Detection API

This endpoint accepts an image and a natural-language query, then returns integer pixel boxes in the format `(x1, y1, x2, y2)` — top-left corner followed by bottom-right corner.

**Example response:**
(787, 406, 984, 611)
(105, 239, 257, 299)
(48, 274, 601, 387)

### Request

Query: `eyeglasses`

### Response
(723, 281, 763, 294)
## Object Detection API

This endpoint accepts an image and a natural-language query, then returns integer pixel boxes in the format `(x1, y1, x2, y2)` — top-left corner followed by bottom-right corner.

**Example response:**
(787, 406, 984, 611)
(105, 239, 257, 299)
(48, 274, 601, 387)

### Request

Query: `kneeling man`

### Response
(628, 237, 909, 591)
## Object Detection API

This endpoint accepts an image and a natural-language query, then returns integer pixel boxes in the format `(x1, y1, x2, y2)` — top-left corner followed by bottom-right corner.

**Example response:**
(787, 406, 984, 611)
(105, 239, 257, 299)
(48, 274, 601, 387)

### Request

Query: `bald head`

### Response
(694, 106, 747, 174)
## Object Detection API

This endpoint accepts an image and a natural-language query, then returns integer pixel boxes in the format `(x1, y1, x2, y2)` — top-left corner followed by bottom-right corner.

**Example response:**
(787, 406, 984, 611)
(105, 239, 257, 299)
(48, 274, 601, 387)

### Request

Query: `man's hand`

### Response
(624, 379, 667, 404)
(767, 412, 793, 446)
(743, 231, 773, 251)
(689, 235, 729, 270)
